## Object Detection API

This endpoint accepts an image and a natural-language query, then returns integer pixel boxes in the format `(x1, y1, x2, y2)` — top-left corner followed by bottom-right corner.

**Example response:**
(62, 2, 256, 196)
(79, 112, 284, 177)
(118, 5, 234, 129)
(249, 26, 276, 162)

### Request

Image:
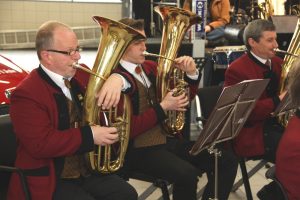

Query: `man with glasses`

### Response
(46, 47, 82, 56)
(7, 20, 137, 200)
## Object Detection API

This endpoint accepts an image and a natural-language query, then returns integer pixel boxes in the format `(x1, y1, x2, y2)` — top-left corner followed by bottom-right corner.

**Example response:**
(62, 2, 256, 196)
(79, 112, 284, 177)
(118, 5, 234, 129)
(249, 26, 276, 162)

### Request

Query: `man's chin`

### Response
(68, 69, 77, 78)
(269, 51, 276, 57)
(138, 58, 145, 64)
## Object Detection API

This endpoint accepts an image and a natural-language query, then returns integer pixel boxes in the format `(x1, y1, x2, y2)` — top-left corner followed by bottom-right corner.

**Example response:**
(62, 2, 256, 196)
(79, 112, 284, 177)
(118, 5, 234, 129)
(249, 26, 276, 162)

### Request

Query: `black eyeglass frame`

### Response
(46, 47, 82, 56)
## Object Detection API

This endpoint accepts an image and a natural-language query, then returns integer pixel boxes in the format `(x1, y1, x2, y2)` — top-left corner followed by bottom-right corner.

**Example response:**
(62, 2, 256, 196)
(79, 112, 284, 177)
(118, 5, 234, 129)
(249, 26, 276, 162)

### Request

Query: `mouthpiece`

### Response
(274, 48, 299, 57)
(72, 63, 106, 80)
(143, 51, 176, 62)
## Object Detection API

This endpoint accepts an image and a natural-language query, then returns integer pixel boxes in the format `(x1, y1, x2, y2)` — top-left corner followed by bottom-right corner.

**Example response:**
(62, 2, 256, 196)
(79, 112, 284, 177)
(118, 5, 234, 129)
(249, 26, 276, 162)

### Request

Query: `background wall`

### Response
(0, 0, 122, 30)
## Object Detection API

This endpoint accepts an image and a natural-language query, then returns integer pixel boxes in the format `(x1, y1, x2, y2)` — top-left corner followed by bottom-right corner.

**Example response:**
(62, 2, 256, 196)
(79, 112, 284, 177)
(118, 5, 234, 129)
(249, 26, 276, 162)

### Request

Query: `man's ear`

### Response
(40, 50, 52, 65)
(248, 38, 257, 47)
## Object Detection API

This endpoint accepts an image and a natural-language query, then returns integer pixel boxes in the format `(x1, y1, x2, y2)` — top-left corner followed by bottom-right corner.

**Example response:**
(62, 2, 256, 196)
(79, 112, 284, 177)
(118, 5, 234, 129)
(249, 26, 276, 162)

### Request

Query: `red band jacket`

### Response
(8, 66, 94, 200)
(276, 110, 300, 200)
(224, 52, 282, 157)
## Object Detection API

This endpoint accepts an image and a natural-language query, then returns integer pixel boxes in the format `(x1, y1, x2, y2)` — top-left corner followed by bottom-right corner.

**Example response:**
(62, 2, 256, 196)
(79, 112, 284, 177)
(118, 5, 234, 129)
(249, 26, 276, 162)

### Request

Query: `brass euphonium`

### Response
(81, 16, 145, 173)
(258, 0, 274, 20)
(277, 17, 300, 127)
(292, 4, 300, 16)
(154, 6, 201, 134)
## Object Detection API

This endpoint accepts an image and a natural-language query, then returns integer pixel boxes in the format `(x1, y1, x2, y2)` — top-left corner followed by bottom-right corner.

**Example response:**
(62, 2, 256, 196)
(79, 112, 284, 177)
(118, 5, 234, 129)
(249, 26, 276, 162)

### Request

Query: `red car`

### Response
(0, 54, 28, 115)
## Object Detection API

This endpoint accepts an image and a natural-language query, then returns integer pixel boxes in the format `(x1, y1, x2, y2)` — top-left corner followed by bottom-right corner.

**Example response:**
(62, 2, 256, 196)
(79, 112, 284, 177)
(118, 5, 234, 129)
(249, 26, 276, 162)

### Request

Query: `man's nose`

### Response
(273, 40, 278, 48)
(74, 52, 81, 60)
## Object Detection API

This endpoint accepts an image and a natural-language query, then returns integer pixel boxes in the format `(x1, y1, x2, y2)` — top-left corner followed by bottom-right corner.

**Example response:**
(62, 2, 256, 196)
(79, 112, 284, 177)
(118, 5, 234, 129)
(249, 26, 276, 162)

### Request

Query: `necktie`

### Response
(135, 65, 151, 87)
(63, 78, 73, 100)
(135, 66, 153, 106)
(265, 60, 271, 69)
(135, 65, 142, 75)
(64, 78, 72, 89)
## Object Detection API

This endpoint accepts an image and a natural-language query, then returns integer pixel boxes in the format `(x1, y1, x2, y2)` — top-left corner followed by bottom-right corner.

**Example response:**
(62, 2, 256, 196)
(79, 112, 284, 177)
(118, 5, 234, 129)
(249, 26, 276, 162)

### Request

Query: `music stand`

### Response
(190, 78, 269, 200)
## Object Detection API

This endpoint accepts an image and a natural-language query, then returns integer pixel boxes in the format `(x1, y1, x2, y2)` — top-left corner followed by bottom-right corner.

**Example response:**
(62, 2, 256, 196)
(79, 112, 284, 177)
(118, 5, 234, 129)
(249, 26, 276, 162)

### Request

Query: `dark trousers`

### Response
(263, 118, 285, 163)
(53, 174, 137, 200)
(125, 138, 238, 200)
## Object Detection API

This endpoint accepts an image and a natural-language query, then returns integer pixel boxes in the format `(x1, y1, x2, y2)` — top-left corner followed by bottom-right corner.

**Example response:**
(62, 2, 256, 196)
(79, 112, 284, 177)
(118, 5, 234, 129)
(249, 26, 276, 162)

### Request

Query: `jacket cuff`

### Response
(153, 103, 167, 122)
(272, 96, 281, 110)
(184, 72, 201, 85)
(114, 71, 134, 94)
(77, 125, 94, 154)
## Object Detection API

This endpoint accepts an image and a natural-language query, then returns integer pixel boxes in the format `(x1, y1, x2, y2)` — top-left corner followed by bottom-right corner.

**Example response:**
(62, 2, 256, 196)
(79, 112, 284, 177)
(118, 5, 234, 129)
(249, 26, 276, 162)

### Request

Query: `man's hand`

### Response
(205, 25, 212, 33)
(160, 91, 189, 111)
(279, 90, 287, 101)
(96, 74, 123, 110)
(174, 56, 197, 76)
(91, 125, 119, 145)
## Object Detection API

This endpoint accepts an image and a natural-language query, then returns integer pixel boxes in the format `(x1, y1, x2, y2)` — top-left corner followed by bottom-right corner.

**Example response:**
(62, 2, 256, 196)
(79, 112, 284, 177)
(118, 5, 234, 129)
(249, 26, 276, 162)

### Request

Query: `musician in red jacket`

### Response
(108, 18, 238, 200)
(276, 58, 300, 200)
(8, 20, 137, 200)
(224, 19, 286, 162)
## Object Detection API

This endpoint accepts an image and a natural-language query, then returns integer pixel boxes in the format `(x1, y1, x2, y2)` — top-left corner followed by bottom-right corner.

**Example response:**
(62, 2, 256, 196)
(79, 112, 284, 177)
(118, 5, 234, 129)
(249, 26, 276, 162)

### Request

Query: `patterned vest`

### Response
(60, 98, 89, 178)
(133, 79, 167, 148)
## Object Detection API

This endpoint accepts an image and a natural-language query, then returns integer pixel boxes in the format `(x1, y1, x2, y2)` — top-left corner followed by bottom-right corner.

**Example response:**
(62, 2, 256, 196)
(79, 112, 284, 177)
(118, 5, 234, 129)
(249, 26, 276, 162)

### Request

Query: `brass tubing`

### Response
(72, 63, 107, 80)
(143, 51, 176, 62)
(274, 48, 299, 57)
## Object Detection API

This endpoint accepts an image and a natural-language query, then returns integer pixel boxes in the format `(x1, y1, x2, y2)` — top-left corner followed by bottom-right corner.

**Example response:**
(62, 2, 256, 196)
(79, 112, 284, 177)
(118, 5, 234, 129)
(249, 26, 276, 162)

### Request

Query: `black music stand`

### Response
(190, 78, 269, 200)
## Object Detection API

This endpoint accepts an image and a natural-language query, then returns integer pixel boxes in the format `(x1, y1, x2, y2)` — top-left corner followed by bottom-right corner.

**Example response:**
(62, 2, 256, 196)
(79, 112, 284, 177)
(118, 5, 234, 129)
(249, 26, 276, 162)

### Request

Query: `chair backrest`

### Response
(197, 85, 223, 120)
(0, 114, 16, 166)
(0, 114, 17, 198)
(265, 165, 289, 200)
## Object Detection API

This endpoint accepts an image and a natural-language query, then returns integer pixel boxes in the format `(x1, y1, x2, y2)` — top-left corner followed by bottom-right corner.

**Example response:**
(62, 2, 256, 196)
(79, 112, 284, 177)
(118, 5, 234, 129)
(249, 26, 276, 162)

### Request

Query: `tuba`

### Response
(81, 16, 145, 173)
(277, 16, 300, 127)
(258, 0, 274, 20)
(154, 6, 201, 134)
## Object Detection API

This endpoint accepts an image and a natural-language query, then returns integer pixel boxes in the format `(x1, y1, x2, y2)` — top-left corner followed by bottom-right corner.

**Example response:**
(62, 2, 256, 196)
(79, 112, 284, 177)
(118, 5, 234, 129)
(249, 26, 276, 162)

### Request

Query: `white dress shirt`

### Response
(119, 59, 199, 89)
(250, 51, 271, 69)
(40, 64, 72, 100)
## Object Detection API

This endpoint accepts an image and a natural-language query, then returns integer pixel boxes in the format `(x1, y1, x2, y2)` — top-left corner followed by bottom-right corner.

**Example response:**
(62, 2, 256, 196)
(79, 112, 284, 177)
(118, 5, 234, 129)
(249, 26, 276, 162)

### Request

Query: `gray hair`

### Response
(35, 21, 72, 60)
(243, 19, 276, 50)
(288, 58, 300, 107)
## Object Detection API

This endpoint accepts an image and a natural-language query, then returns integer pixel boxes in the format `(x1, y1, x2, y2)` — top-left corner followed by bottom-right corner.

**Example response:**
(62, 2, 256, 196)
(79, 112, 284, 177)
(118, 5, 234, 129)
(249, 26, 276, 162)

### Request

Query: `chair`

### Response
(129, 172, 171, 200)
(233, 158, 268, 200)
(263, 165, 288, 200)
(0, 114, 31, 200)
(196, 85, 268, 200)
(119, 169, 171, 200)
(196, 85, 223, 123)
(0, 115, 169, 200)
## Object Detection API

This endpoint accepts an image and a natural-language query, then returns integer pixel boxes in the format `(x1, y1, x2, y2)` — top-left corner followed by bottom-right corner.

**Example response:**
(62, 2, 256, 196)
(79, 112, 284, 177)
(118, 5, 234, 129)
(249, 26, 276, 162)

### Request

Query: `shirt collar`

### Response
(40, 64, 71, 90)
(120, 59, 139, 74)
(250, 51, 269, 64)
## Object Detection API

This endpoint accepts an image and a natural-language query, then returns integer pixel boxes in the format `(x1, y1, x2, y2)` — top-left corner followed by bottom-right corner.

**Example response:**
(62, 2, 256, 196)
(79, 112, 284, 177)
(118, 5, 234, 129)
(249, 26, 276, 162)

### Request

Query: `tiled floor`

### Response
(128, 160, 272, 200)
(127, 120, 273, 200)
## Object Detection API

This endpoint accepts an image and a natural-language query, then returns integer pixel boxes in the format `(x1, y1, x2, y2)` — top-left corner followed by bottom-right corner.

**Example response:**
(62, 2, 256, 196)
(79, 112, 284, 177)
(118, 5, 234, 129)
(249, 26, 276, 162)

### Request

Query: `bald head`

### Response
(36, 21, 73, 60)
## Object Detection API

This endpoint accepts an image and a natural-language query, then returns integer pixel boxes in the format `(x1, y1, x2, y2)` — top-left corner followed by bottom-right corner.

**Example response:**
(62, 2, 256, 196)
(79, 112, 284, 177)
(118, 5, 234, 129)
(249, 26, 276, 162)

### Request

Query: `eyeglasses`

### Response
(46, 47, 82, 56)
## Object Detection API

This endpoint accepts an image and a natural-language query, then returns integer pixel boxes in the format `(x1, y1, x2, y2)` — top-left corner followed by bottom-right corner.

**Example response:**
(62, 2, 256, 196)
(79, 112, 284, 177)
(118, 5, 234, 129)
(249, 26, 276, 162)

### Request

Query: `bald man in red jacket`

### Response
(8, 20, 137, 200)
